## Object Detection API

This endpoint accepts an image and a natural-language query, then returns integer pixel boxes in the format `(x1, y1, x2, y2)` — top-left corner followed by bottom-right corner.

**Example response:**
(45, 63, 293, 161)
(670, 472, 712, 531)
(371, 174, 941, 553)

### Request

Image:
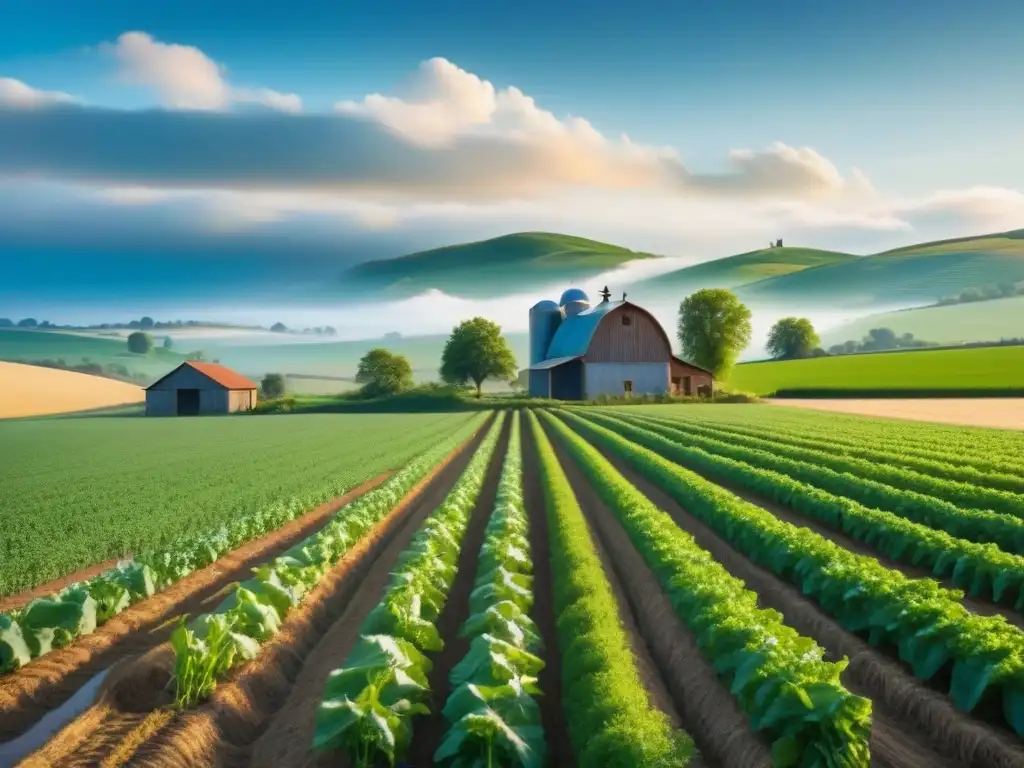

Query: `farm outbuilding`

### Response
(526, 286, 714, 400)
(145, 361, 258, 416)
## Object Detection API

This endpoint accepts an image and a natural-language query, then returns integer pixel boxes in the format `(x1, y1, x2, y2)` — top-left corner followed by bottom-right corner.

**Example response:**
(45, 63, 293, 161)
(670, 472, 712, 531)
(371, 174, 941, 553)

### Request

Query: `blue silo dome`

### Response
(530, 299, 560, 312)
(559, 288, 589, 306)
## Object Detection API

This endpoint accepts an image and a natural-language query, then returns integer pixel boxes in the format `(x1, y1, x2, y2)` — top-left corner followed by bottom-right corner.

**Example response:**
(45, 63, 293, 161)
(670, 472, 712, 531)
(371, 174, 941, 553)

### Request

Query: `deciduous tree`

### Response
(355, 348, 414, 397)
(677, 289, 752, 379)
(766, 317, 820, 359)
(440, 317, 517, 398)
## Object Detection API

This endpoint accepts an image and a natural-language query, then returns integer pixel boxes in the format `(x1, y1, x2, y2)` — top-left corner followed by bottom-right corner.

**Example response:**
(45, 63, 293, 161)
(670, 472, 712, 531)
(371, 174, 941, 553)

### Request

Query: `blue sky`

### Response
(1, 0, 1023, 316)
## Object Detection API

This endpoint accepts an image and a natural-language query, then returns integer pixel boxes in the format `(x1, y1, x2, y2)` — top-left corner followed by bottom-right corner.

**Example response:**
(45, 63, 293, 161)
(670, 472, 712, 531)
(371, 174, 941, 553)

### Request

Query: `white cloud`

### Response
(0, 78, 76, 108)
(104, 31, 301, 113)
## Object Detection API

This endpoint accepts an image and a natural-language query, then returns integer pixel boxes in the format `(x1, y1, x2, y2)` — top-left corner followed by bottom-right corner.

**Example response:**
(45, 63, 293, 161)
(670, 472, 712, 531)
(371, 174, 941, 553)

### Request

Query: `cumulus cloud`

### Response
(104, 32, 301, 112)
(0, 78, 76, 108)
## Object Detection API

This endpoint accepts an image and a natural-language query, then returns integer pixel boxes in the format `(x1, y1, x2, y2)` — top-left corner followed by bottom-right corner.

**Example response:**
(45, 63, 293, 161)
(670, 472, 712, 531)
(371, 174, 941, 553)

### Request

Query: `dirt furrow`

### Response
(403, 417, 510, 767)
(518, 412, 575, 768)
(548, 425, 766, 768)
(20, 420, 490, 768)
(0, 472, 392, 742)
(588, 441, 1024, 768)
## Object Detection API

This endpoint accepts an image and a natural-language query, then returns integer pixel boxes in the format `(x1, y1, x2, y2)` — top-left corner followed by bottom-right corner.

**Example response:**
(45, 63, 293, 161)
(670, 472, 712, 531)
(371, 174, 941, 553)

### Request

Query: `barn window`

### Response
(621, 315, 632, 326)
(623, 380, 633, 397)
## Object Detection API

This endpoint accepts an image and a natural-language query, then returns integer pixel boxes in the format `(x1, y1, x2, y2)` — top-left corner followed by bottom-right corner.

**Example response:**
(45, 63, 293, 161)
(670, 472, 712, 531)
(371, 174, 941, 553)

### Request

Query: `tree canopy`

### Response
(355, 348, 414, 397)
(766, 317, 820, 360)
(162, 335, 174, 349)
(126, 331, 154, 354)
(440, 317, 517, 397)
(261, 373, 286, 398)
(677, 289, 752, 379)
(270, 322, 287, 333)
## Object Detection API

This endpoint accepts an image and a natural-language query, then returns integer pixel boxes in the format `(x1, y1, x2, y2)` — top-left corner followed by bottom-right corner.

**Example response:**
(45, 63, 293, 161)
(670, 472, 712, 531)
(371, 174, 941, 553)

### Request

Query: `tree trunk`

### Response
(474, 378, 483, 398)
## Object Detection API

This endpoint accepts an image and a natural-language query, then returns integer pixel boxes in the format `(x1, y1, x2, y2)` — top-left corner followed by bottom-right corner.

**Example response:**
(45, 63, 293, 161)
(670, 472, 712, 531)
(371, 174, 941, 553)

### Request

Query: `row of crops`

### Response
(0, 411, 478, 595)
(7, 403, 1024, 768)
(0, 414, 488, 675)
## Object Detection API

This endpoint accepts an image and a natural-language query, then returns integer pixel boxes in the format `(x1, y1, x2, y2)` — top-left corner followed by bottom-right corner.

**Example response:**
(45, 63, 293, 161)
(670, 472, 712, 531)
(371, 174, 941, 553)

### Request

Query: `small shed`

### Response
(145, 361, 258, 416)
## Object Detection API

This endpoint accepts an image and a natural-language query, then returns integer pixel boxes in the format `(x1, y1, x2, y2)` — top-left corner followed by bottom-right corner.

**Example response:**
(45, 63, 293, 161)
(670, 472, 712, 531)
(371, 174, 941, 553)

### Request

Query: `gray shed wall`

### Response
(584, 362, 669, 399)
(145, 390, 177, 417)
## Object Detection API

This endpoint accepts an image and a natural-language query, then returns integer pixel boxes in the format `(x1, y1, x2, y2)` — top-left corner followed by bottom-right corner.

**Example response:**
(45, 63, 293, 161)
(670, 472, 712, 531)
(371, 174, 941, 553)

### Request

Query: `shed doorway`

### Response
(177, 388, 200, 416)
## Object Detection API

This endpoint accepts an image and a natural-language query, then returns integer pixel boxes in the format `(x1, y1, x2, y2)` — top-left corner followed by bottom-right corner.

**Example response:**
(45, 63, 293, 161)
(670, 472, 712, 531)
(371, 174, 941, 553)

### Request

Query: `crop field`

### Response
(4, 405, 1024, 767)
(0, 411, 477, 597)
(728, 344, 1024, 396)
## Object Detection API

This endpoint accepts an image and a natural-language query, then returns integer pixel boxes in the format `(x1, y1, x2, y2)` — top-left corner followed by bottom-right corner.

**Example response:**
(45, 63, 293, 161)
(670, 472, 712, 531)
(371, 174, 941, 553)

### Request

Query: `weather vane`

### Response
(599, 285, 611, 302)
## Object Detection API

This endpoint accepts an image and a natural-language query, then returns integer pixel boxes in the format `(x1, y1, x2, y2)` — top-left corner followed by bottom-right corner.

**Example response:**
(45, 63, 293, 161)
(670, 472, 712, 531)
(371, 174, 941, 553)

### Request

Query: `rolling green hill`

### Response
(728, 345, 1024, 396)
(738, 229, 1024, 307)
(0, 329, 184, 381)
(629, 246, 857, 298)
(823, 295, 1024, 347)
(342, 232, 658, 298)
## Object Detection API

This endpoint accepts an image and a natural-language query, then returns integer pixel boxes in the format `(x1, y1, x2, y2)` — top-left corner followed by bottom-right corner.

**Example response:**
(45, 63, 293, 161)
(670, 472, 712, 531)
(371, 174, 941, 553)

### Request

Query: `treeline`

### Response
(934, 281, 1024, 307)
(826, 327, 938, 356)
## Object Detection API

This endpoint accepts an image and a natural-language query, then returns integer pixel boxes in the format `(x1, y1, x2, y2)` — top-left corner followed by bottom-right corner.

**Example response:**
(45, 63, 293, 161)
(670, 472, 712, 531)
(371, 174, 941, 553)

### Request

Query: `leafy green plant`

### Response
(0, 413, 487, 677)
(433, 412, 548, 768)
(588, 410, 1024, 607)
(556, 409, 1024, 735)
(314, 412, 506, 766)
(527, 410, 696, 767)
(612, 409, 1024, 520)
(168, 412, 494, 708)
(543, 410, 872, 766)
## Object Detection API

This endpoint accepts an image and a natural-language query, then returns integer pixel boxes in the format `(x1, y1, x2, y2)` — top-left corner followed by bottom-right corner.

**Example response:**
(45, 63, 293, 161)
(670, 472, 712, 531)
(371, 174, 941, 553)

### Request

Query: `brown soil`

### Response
(0, 472, 392, 742)
(518, 413, 575, 768)
(0, 559, 123, 613)
(90, 417, 491, 768)
(403, 417, 510, 767)
(548, 424, 769, 768)
(589, 441, 1024, 768)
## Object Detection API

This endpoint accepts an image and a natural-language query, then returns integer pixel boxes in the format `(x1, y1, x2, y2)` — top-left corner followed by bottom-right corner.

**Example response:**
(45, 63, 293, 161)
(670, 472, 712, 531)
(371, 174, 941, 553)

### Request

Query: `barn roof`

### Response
(671, 355, 716, 377)
(545, 300, 624, 359)
(146, 361, 259, 391)
(528, 355, 581, 370)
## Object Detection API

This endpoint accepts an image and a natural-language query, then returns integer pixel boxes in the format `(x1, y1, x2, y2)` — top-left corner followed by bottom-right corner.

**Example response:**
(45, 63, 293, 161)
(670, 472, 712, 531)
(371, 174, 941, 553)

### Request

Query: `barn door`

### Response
(177, 389, 200, 416)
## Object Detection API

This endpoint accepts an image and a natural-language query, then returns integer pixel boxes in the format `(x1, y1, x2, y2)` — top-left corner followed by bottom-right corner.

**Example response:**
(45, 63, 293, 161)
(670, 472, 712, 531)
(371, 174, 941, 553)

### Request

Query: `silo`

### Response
(563, 299, 590, 317)
(529, 300, 562, 365)
(560, 288, 590, 306)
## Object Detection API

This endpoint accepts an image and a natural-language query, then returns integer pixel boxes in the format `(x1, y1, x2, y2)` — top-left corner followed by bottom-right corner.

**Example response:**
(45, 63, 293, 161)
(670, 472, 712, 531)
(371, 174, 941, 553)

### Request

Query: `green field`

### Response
(0, 329, 184, 380)
(822, 295, 1024, 346)
(630, 246, 856, 299)
(727, 345, 1024, 395)
(0, 411, 476, 596)
(342, 231, 657, 299)
(738, 229, 1024, 307)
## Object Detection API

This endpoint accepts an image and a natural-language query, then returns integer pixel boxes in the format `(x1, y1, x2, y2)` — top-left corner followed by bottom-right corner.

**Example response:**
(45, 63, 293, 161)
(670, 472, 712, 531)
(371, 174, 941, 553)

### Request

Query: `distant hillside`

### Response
(629, 247, 856, 298)
(822, 295, 1024, 347)
(0, 329, 184, 382)
(738, 229, 1024, 307)
(342, 232, 659, 299)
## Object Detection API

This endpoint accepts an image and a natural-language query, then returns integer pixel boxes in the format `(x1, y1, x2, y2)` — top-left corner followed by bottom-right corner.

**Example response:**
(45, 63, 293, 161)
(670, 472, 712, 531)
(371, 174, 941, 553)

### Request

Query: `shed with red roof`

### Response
(144, 361, 258, 416)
